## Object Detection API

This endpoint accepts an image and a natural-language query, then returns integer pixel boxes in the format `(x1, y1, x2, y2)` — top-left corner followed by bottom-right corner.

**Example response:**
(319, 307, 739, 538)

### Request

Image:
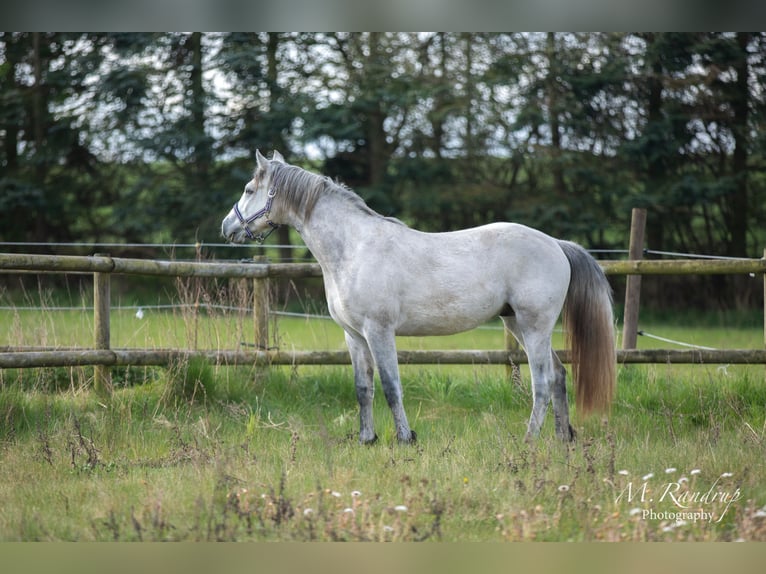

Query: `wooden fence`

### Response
(2, 250, 766, 396)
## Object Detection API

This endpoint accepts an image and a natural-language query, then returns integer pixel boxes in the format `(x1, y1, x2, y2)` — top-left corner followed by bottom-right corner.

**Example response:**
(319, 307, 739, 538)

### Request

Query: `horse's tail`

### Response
(557, 240, 616, 415)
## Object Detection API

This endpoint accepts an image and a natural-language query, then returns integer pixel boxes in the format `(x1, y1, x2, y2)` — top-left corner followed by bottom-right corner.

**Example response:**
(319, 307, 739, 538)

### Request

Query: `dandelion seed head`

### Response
(665, 467, 677, 474)
(351, 490, 361, 497)
(394, 505, 408, 512)
(558, 484, 570, 493)
(343, 507, 354, 514)
(642, 473, 654, 481)
(303, 508, 313, 517)
(721, 472, 734, 478)
(629, 508, 642, 517)
(618, 470, 629, 476)
(690, 469, 702, 475)
(331, 491, 341, 498)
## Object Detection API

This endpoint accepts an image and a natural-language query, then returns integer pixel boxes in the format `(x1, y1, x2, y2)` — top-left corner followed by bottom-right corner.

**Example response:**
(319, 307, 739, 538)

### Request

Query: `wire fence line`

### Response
(0, 304, 340, 322)
(0, 241, 318, 264)
(0, 303, 508, 330)
(0, 241, 299, 249)
(0, 302, 719, 350)
(0, 303, 251, 313)
(644, 249, 756, 261)
(637, 330, 717, 351)
(2, 249, 762, 350)
(4, 251, 765, 378)
(4, 242, 764, 262)
(592, 248, 762, 261)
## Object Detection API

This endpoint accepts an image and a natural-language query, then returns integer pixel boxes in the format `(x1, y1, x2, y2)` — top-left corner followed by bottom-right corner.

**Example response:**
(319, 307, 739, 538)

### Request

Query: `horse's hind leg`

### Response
(504, 315, 556, 439)
(525, 340, 554, 439)
(551, 352, 575, 442)
(345, 332, 377, 444)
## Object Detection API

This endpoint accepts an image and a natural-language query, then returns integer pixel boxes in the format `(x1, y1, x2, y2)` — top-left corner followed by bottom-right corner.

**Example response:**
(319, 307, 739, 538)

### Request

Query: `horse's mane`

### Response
(269, 163, 405, 225)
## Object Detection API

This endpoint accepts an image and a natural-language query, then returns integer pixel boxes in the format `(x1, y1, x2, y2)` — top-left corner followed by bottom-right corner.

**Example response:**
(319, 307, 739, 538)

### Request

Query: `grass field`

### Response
(1, 300, 766, 541)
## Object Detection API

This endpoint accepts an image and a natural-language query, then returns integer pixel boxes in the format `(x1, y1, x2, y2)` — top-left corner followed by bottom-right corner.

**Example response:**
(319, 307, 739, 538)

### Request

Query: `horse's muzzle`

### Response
(221, 217, 241, 244)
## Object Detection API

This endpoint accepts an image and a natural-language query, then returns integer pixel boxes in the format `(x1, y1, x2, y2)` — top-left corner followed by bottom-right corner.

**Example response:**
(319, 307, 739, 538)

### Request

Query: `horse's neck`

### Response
(291, 192, 375, 268)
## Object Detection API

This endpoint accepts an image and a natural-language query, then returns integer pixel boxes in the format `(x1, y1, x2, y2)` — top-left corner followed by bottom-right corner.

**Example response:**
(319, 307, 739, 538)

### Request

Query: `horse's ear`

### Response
(272, 150, 285, 163)
(255, 149, 268, 173)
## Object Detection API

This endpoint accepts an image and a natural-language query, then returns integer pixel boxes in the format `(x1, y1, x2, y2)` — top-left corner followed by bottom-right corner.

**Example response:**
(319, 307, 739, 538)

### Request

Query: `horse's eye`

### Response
(245, 188, 253, 195)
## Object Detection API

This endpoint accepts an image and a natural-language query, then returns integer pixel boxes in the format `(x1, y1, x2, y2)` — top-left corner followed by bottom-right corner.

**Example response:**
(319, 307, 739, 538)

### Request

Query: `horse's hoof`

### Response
(555, 425, 576, 442)
(398, 430, 417, 444)
(360, 433, 378, 445)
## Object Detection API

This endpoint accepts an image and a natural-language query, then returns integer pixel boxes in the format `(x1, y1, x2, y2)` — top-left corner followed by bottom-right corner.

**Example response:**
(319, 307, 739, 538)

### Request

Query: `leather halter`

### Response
(232, 187, 280, 243)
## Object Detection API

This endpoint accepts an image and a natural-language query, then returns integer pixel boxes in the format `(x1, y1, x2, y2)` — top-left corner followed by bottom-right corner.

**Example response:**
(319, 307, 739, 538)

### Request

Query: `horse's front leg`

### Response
(364, 327, 415, 444)
(345, 332, 377, 444)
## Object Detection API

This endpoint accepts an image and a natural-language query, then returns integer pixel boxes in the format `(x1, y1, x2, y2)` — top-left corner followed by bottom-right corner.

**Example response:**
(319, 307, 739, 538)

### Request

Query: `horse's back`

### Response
(333, 220, 572, 337)
(418, 222, 570, 283)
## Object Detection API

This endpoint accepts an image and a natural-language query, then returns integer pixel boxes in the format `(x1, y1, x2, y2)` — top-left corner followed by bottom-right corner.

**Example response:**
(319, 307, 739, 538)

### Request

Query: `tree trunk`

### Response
(31, 32, 50, 241)
(429, 32, 448, 159)
(266, 33, 294, 263)
(643, 33, 666, 252)
(188, 32, 210, 181)
(727, 32, 751, 258)
(1, 34, 20, 171)
(366, 33, 388, 188)
(546, 33, 567, 202)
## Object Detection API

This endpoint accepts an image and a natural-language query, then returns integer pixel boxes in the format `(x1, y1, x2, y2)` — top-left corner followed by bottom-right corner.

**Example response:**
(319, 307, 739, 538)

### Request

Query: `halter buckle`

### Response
(254, 221, 280, 244)
(233, 187, 278, 242)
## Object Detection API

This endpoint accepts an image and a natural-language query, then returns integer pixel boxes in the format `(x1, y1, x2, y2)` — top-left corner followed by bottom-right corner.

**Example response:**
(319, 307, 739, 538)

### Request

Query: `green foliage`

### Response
(2, 32, 766, 301)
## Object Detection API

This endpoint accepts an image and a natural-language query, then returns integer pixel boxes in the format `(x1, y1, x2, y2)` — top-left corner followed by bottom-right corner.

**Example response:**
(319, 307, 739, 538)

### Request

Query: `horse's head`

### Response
(221, 149, 285, 243)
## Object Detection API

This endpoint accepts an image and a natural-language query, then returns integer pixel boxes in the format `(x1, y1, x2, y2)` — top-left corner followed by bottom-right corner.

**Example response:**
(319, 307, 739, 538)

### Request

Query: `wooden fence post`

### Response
(622, 208, 647, 350)
(253, 256, 270, 352)
(93, 254, 113, 396)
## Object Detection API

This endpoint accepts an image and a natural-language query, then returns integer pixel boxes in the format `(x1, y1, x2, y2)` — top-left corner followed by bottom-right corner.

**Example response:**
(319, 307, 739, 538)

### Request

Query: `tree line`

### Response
(1, 32, 765, 270)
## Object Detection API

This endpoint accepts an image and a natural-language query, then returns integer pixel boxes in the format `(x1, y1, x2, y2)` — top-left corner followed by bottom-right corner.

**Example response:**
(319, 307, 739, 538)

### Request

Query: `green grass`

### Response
(1, 303, 766, 541)
(1, 362, 765, 541)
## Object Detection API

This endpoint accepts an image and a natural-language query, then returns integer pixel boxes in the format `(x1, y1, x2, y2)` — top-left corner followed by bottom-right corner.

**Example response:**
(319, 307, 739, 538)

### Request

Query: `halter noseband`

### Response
(233, 187, 280, 243)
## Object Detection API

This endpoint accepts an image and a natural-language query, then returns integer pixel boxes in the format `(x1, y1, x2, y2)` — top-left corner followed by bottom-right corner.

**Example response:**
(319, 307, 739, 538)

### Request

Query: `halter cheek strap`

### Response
(233, 187, 280, 243)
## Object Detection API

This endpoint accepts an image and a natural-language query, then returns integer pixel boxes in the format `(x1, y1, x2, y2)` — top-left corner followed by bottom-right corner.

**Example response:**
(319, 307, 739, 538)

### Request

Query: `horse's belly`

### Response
(394, 322, 484, 337)
(393, 300, 501, 337)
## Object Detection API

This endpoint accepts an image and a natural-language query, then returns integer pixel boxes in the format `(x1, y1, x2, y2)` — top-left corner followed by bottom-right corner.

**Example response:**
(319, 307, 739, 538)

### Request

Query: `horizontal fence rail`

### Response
(2, 251, 766, 394)
(0, 252, 323, 278)
(2, 348, 766, 369)
(2, 252, 766, 277)
(603, 258, 766, 276)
